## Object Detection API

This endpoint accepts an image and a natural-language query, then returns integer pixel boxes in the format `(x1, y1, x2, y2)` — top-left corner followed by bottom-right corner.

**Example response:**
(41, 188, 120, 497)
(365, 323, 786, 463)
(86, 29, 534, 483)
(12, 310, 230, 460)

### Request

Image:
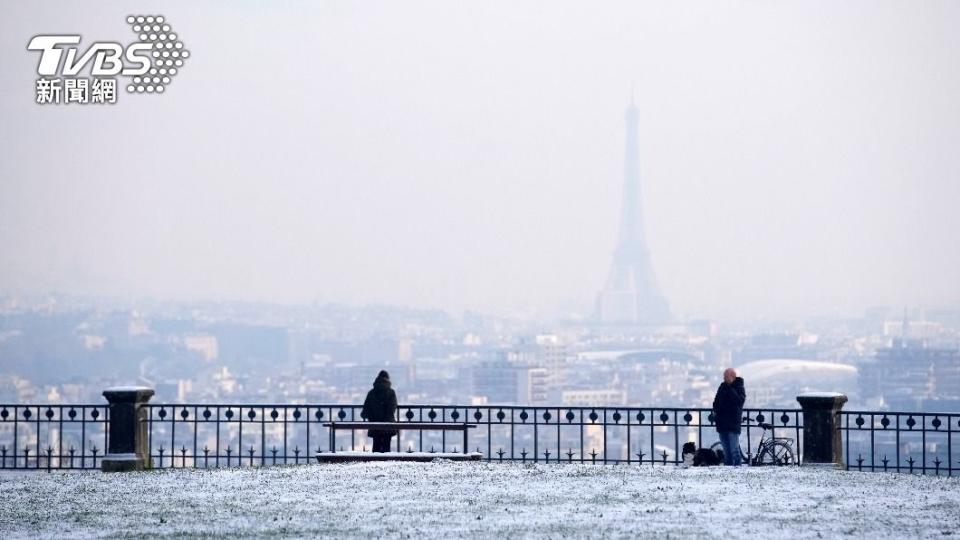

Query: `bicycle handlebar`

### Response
(740, 417, 774, 430)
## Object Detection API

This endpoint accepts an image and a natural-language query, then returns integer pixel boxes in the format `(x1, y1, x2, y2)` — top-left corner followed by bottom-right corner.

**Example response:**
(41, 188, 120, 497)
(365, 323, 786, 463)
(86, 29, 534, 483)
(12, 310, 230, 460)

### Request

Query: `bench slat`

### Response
(321, 422, 476, 430)
(316, 452, 482, 463)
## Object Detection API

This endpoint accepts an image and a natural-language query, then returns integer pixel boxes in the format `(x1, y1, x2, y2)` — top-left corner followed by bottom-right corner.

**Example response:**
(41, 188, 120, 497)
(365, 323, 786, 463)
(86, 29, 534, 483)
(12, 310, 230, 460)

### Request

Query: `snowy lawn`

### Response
(1, 462, 958, 539)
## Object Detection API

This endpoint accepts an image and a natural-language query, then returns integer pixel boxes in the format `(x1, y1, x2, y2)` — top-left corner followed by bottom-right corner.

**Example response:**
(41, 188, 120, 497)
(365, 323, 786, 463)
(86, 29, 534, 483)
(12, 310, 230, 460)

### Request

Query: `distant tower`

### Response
(596, 99, 671, 325)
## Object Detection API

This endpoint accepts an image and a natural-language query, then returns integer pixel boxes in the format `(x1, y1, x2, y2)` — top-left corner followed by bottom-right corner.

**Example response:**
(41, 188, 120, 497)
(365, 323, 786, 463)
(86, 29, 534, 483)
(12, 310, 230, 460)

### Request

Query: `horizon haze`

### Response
(1, 1, 959, 321)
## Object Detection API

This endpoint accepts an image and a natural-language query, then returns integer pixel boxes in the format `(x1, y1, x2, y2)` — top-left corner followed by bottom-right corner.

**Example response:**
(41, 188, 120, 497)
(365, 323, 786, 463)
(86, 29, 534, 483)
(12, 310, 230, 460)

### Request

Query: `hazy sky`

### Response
(1, 1, 958, 320)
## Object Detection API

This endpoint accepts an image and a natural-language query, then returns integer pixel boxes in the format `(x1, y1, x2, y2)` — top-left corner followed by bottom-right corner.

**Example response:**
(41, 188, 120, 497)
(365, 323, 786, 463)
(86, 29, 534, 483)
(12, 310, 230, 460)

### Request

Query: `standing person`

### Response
(361, 370, 398, 453)
(713, 367, 746, 466)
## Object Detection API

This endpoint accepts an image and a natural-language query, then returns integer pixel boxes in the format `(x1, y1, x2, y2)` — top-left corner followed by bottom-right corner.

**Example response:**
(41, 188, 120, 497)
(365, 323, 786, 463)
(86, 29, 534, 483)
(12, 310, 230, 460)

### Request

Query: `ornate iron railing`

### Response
(4, 401, 956, 476)
(142, 404, 803, 468)
(0, 404, 109, 470)
(842, 410, 959, 476)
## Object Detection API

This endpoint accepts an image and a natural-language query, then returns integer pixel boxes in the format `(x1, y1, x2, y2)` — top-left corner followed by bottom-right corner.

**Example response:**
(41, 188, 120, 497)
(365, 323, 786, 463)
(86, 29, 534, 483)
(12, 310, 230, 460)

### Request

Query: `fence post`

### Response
(101, 387, 155, 472)
(796, 392, 848, 468)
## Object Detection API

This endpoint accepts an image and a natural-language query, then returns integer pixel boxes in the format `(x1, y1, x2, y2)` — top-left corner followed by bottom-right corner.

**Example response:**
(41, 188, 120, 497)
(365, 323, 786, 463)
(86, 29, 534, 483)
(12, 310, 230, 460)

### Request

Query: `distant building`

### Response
(596, 99, 670, 325)
(882, 320, 943, 340)
(300, 353, 332, 380)
(494, 336, 570, 402)
(860, 341, 960, 410)
(534, 335, 568, 401)
(611, 350, 701, 404)
(472, 360, 548, 404)
(183, 334, 218, 361)
(736, 359, 859, 408)
(687, 320, 719, 339)
(734, 333, 820, 364)
(562, 389, 627, 407)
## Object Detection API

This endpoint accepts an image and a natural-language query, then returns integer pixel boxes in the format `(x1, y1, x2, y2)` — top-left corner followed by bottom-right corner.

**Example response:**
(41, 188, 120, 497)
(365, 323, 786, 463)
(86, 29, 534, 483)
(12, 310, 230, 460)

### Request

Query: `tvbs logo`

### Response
(28, 36, 152, 77)
(27, 15, 189, 105)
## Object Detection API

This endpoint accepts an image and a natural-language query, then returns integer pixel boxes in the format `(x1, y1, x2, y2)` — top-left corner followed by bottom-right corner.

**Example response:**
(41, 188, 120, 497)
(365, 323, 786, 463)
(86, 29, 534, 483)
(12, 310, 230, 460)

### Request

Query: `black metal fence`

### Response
(142, 404, 802, 468)
(842, 410, 959, 475)
(0, 405, 109, 470)
(3, 401, 957, 476)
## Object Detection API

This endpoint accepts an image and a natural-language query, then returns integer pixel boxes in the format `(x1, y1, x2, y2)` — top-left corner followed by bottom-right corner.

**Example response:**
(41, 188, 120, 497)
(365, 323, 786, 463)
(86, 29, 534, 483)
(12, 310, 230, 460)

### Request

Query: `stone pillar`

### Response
(101, 387, 155, 472)
(796, 392, 848, 468)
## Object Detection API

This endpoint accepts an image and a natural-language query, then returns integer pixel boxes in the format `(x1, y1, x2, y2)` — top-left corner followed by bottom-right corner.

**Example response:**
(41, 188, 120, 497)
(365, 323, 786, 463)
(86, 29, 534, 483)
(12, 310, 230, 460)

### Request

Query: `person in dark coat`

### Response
(361, 370, 398, 452)
(713, 368, 746, 466)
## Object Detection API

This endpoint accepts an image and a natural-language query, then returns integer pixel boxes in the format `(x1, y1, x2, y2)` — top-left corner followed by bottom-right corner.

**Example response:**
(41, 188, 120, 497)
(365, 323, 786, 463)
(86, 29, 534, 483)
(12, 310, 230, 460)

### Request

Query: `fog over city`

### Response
(2, 1, 958, 320)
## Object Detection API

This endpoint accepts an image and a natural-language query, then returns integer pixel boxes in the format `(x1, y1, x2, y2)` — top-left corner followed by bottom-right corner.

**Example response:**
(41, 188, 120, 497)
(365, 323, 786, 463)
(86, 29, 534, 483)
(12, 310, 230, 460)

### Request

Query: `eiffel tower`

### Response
(596, 99, 671, 325)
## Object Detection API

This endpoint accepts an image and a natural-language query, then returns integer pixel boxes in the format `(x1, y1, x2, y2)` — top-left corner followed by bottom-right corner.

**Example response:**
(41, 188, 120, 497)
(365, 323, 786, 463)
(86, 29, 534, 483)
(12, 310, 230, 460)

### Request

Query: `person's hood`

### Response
(373, 370, 391, 388)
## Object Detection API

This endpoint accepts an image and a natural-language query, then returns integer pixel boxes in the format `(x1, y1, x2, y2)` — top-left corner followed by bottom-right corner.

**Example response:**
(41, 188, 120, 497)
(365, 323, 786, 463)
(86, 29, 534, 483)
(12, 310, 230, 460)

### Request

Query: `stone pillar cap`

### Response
(797, 392, 848, 409)
(104, 386, 154, 393)
(102, 387, 155, 402)
(798, 392, 846, 399)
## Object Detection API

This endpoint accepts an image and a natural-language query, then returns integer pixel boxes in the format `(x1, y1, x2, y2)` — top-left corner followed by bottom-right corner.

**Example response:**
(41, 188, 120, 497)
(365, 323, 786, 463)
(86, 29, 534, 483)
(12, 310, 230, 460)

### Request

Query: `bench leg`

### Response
(463, 430, 468, 454)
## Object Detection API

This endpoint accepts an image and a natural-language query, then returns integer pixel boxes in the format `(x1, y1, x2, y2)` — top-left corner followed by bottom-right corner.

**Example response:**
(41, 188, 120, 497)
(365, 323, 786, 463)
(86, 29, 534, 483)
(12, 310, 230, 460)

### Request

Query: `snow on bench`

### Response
(315, 451, 483, 463)
(321, 421, 479, 457)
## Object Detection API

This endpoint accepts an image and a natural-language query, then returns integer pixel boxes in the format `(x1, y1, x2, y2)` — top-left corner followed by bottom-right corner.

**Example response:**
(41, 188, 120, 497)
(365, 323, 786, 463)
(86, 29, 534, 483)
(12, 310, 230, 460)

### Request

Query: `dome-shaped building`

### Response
(736, 359, 858, 408)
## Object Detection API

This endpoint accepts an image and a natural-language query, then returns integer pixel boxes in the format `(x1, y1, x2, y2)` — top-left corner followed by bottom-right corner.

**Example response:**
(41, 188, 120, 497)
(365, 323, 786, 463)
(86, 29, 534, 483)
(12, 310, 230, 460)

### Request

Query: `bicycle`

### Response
(710, 418, 796, 466)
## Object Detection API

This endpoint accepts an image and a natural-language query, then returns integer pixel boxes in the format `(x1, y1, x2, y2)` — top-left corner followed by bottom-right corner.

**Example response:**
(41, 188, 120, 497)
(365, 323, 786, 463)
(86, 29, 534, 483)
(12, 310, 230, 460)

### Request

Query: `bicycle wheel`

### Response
(756, 440, 795, 466)
(709, 441, 748, 464)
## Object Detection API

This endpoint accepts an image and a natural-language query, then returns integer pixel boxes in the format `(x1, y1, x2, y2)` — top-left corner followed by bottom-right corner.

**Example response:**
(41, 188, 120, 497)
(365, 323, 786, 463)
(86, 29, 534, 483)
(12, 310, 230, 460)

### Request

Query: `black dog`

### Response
(681, 442, 722, 466)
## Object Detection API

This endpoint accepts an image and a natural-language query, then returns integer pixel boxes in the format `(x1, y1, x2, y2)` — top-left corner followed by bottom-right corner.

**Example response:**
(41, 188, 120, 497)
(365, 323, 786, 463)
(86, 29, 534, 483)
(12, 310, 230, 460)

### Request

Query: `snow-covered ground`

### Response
(1, 462, 958, 539)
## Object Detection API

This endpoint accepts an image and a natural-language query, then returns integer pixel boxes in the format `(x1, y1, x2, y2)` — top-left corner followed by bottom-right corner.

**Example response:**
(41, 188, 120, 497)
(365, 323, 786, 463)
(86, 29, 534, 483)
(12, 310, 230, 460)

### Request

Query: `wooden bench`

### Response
(314, 451, 482, 463)
(316, 422, 479, 462)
